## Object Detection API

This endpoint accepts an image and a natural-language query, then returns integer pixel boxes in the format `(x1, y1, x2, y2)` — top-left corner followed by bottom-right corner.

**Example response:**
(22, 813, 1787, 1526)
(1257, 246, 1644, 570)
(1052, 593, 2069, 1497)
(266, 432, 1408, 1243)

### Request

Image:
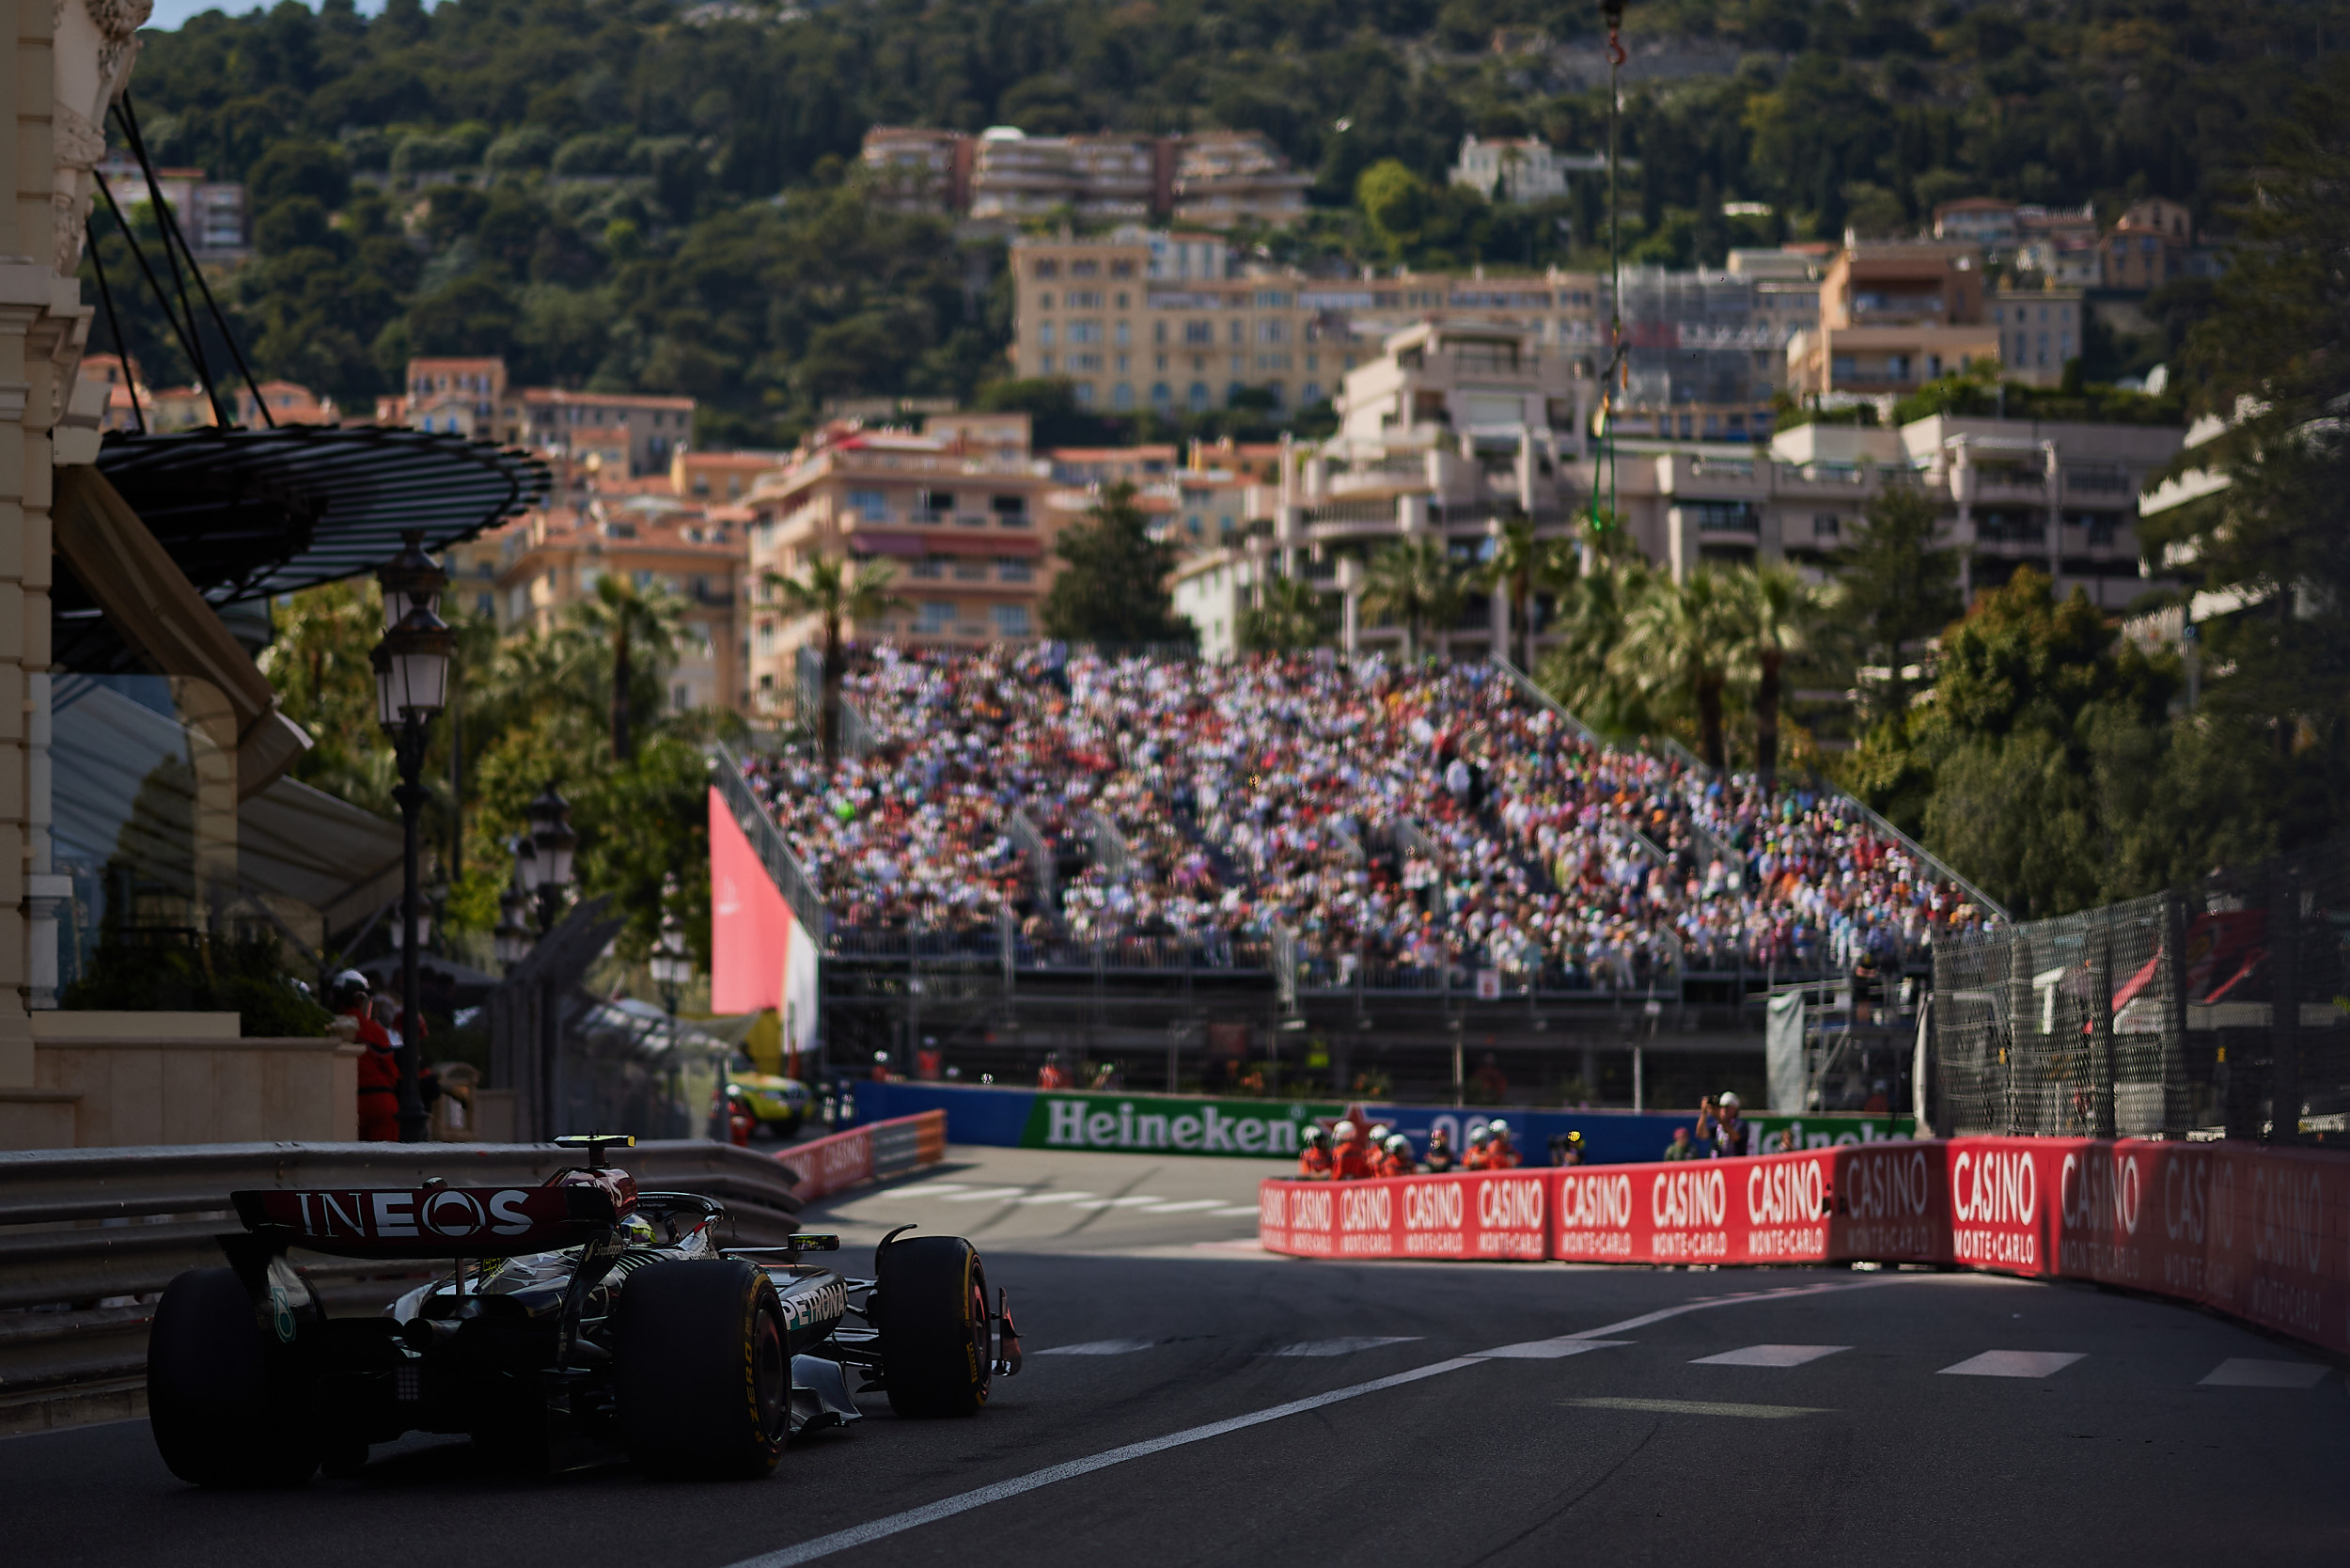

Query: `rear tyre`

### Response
(874, 1236, 992, 1418)
(614, 1261, 790, 1479)
(147, 1267, 318, 1488)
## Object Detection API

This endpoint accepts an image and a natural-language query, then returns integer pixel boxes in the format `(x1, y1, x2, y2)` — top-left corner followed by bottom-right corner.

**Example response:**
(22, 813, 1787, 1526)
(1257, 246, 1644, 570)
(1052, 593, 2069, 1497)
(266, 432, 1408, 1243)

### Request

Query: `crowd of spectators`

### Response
(737, 646, 1997, 983)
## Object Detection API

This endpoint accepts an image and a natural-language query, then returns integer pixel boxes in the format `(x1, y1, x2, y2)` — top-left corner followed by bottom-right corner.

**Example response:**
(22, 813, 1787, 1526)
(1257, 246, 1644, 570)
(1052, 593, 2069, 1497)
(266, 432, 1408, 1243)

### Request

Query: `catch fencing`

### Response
(1261, 1135, 2350, 1356)
(1932, 837, 2350, 1141)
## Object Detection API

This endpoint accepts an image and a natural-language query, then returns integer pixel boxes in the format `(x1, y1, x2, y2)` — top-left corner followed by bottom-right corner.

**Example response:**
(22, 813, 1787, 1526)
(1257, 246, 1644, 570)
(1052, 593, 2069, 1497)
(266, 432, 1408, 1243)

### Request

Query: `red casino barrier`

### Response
(1261, 1138, 2350, 1356)
(772, 1109, 948, 1201)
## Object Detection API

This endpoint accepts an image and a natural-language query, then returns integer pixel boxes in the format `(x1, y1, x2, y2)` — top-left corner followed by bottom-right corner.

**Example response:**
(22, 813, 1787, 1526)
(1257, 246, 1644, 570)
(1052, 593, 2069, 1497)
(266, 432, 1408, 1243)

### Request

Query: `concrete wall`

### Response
(0, 1011, 362, 1150)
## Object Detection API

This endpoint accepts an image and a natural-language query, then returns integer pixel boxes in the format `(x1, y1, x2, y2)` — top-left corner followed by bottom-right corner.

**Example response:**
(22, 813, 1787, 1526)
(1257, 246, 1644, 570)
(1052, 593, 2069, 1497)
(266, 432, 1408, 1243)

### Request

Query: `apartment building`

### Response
(454, 501, 745, 713)
(672, 448, 788, 502)
(859, 126, 1310, 229)
(1789, 242, 2000, 397)
(388, 358, 695, 476)
(742, 415, 1060, 717)
(1011, 227, 1606, 417)
(1931, 196, 2021, 253)
(1448, 135, 1604, 205)
(1988, 290, 2084, 381)
(1173, 132, 1312, 228)
(94, 151, 248, 260)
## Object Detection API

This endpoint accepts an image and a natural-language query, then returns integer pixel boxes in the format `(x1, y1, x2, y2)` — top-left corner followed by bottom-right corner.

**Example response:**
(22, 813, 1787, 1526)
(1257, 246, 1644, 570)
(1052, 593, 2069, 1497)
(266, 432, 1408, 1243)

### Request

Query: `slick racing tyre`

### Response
(615, 1260, 790, 1479)
(147, 1267, 319, 1488)
(874, 1235, 992, 1418)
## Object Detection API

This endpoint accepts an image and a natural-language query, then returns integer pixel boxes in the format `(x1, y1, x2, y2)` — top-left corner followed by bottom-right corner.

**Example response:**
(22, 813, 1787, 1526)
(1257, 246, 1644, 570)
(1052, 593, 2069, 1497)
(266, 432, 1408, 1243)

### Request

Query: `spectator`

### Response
(1663, 1126, 1698, 1161)
(1711, 1090, 1751, 1157)
(1297, 1126, 1335, 1180)
(1486, 1118, 1522, 1168)
(1037, 1055, 1069, 1090)
(332, 970, 400, 1143)
(870, 1051, 892, 1083)
(1377, 1134, 1417, 1177)
(1422, 1126, 1458, 1173)
(1550, 1129, 1587, 1166)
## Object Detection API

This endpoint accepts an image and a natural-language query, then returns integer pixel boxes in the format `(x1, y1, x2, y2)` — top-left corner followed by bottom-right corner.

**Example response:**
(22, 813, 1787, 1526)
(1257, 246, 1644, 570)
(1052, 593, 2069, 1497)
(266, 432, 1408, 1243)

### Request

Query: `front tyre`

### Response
(614, 1261, 790, 1479)
(874, 1236, 992, 1418)
(147, 1267, 318, 1488)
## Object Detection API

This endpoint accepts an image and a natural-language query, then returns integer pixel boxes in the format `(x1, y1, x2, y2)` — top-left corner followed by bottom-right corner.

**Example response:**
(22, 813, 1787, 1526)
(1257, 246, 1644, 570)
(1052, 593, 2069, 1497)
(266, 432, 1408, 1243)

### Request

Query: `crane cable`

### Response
(1592, 0, 1628, 539)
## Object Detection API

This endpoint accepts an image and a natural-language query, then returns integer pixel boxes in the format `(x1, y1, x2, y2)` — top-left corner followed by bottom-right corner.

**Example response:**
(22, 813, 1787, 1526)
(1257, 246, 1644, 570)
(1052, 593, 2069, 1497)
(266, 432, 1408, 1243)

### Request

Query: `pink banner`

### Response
(710, 784, 792, 1014)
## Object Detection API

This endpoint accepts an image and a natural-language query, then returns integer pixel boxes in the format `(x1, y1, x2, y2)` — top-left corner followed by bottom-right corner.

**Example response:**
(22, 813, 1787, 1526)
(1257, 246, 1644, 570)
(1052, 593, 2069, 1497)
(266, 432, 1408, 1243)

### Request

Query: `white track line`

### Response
(1938, 1350, 2084, 1378)
(1691, 1344, 1849, 1368)
(2199, 1357, 2327, 1388)
(721, 1276, 1910, 1568)
(724, 1356, 1484, 1568)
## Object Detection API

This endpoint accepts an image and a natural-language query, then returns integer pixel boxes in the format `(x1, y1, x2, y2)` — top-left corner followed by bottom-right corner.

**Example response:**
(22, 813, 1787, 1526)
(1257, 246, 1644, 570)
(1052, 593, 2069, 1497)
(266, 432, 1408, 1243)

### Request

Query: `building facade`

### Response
(387, 358, 694, 477)
(1449, 135, 1601, 205)
(742, 415, 1061, 718)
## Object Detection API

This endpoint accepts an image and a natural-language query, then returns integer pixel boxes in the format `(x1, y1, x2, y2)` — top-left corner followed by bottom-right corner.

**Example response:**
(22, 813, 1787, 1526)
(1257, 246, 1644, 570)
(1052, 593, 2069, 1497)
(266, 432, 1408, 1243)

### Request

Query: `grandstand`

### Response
(739, 647, 1998, 1105)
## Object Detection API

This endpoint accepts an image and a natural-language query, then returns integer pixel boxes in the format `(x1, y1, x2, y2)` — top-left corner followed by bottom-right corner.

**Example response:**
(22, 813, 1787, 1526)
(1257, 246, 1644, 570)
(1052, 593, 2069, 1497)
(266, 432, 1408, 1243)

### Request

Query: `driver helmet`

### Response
(326, 968, 370, 1011)
(1333, 1121, 1356, 1142)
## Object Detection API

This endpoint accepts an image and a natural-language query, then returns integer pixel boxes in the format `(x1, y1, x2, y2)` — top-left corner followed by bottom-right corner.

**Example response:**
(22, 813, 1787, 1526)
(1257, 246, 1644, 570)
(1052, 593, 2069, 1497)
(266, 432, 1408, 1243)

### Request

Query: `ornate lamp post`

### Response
(494, 861, 535, 972)
(371, 531, 453, 1144)
(525, 785, 575, 933)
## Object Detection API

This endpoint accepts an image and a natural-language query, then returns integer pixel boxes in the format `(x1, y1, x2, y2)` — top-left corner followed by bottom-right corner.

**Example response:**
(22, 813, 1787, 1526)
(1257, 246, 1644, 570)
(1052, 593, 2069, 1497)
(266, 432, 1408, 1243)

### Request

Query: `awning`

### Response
(86, 424, 550, 604)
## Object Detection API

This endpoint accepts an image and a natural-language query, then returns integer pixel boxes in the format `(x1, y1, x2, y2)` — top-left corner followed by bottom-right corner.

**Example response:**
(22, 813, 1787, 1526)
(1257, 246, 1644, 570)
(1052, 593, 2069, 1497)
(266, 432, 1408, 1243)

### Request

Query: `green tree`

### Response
(1830, 482, 1964, 721)
(1731, 562, 1824, 793)
(1237, 572, 1334, 653)
(1538, 543, 1658, 736)
(1362, 538, 1465, 663)
(1612, 567, 1747, 774)
(1039, 480, 1190, 648)
(568, 572, 685, 763)
(765, 554, 901, 768)
(1478, 514, 1578, 674)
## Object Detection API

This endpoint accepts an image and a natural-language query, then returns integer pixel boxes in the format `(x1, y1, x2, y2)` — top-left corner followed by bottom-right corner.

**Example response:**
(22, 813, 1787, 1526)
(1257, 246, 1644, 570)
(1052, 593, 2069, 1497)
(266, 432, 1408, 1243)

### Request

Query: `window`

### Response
(1110, 259, 1136, 277)
(1183, 321, 1212, 345)
(1070, 259, 1100, 277)
(1258, 320, 1288, 344)
(1113, 383, 1135, 410)
(846, 489, 889, 522)
(991, 494, 1029, 523)
(757, 621, 776, 652)
(1188, 382, 1210, 412)
(672, 683, 693, 713)
(919, 601, 957, 634)
(1812, 513, 1841, 540)
(1034, 259, 1059, 279)
(997, 557, 1033, 582)
(952, 557, 986, 581)
(507, 586, 527, 622)
(1115, 321, 1131, 346)
(1228, 321, 1245, 345)
(919, 489, 954, 515)
(993, 604, 1032, 637)
(1687, 501, 1758, 533)
(1068, 290, 1103, 308)
(1039, 323, 1055, 347)
(1039, 353, 1054, 372)
(1152, 382, 1172, 407)
(1038, 291, 1054, 310)
(1070, 353, 1103, 372)
(1067, 321, 1103, 345)
(1154, 321, 1167, 344)
(1114, 292, 1129, 310)
(911, 556, 945, 579)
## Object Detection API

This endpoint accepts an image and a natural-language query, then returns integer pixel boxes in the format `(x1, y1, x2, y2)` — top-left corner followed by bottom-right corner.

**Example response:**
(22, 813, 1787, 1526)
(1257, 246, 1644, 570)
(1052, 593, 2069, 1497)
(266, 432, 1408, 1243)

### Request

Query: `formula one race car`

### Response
(146, 1135, 1020, 1485)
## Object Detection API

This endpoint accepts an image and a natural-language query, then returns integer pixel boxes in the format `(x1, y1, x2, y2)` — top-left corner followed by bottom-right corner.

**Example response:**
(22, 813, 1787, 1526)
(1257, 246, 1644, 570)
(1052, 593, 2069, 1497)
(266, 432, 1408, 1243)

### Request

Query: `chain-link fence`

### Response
(1932, 838, 2350, 1140)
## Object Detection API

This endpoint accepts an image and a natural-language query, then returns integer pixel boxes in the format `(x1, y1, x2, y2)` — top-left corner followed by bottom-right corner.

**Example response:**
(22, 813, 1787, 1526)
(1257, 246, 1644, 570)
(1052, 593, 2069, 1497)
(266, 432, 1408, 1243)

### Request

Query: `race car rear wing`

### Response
(231, 1169, 637, 1261)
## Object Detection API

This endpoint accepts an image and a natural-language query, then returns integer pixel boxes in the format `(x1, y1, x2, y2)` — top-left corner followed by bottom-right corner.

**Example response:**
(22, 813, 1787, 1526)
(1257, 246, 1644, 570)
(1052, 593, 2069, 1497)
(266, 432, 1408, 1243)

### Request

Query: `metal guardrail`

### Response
(1083, 808, 1136, 881)
(0, 1140, 807, 1425)
(1812, 774, 2012, 924)
(1490, 652, 1603, 747)
(792, 647, 876, 757)
(1007, 807, 1058, 912)
(709, 741, 826, 935)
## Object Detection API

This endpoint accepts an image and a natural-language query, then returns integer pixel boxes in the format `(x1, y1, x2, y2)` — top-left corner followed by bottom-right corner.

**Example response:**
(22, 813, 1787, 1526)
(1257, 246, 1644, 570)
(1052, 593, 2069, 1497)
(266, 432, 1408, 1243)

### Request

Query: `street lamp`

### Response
(650, 908, 691, 1017)
(494, 865, 535, 971)
(525, 785, 576, 933)
(372, 529, 453, 1144)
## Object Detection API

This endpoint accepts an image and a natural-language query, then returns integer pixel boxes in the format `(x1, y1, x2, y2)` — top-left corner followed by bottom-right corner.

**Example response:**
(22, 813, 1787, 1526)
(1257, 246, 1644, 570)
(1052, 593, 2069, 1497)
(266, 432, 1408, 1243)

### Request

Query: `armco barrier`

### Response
(772, 1109, 946, 1201)
(1262, 1138, 2350, 1357)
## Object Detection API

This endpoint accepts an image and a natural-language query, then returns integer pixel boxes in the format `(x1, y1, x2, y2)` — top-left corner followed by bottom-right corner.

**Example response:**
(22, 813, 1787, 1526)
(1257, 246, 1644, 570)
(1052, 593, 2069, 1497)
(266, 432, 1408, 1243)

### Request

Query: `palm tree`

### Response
(765, 553, 901, 767)
(1732, 563, 1822, 793)
(1362, 538, 1465, 662)
(1613, 567, 1747, 773)
(569, 572, 686, 762)
(1538, 551, 1656, 735)
(1480, 514, 1582, 673)
(1238, 572, 1333, 652)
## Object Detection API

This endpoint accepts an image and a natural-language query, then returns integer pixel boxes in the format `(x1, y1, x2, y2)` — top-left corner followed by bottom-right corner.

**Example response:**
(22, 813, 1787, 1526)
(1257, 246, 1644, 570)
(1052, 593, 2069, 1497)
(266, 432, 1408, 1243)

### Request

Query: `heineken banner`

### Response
(847, 1080, 1912, 1165)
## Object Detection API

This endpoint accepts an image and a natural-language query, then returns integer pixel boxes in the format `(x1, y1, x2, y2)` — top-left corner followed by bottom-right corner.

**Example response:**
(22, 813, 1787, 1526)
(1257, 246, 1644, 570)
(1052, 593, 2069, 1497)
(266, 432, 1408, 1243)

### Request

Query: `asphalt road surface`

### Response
(9, 1146, 2348, 1567)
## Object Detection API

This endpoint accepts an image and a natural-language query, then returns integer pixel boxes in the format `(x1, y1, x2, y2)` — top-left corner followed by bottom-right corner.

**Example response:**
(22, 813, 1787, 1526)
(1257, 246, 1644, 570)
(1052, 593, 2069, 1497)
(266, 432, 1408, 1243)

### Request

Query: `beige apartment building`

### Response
(451, 501, 746, 714)
(392, 356, 695, 477)
(860, 126, 1308, 228)
(1011, 227, 1606, 418)
(742, 414, 1060, 719)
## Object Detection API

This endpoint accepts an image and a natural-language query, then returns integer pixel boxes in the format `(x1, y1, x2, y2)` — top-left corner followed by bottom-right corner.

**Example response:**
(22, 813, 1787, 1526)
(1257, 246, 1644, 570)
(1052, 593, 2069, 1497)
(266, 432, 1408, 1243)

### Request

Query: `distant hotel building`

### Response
(858, 126, 1308, 229)
(385, 357, 694, 477)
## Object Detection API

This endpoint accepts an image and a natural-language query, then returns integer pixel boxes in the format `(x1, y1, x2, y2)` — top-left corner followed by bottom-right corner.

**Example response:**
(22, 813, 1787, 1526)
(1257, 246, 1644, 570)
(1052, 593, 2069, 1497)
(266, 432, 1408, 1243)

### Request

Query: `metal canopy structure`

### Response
(86, 424, 549, 604)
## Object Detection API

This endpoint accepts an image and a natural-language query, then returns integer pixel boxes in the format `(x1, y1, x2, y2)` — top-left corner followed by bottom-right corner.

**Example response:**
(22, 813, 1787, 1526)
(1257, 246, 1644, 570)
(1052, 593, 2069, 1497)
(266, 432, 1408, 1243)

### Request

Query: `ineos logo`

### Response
(1652, 1168, 1725, 1229)
(422, 1189, 487, 1238)
(1953, 1149, 2037, 1225)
